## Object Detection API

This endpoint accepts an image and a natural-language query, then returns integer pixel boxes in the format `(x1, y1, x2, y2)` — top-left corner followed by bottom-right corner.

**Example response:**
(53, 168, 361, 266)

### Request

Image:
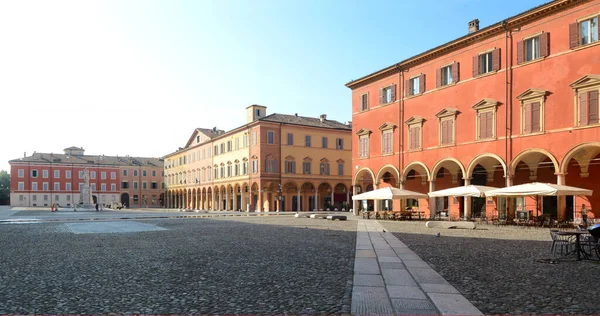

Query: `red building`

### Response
(348, 0, 600, 221)
(9, 147, 164, 208)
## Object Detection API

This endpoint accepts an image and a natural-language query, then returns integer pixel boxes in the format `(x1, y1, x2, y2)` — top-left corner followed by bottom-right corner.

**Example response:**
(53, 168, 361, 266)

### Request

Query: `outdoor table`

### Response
(557, 231, 591, 261)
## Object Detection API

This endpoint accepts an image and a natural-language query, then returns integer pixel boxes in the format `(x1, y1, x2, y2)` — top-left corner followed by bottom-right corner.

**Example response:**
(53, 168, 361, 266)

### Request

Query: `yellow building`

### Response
(164, 105, 352, 211)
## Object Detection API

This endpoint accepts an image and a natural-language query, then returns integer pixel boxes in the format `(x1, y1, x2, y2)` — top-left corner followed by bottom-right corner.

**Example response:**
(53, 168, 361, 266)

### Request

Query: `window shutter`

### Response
(517, 41, 524, 64)
(379, 88, 385, 104)
(485, 112, 493, 138)
(447, 120, 454, 143)
(539, 33, 549, 57)
(472, 55, 479, 77)
(390, 84, 396, 102)
(436, 68, 442, 88)
(419, 74, 426, 93)
(524, 103, 532, 133)
(415, 126, 421, 149)
(580, 92, 588, 126)
(492, 48, 500, 71)
(405, 79, 411, 97)
(589, 91, 599, 124)
(569, 22, 579, 49)
(441, 121, 448, 145)
(410, 128, 415, 150)
(292, 161, 296, 173)
(479, 113, 486, 139)
(531, 102, 540, 132)
(452, 62, 460, 83)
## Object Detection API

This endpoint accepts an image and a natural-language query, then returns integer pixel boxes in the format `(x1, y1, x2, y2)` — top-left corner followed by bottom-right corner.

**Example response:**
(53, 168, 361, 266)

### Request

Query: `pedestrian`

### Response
(95, 202, 99, 212)
(581, 204, 588, 227)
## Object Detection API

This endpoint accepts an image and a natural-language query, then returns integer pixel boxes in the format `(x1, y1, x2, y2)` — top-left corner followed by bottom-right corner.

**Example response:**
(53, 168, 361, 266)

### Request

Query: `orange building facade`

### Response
(348, 0, 600, 221)
(9, 147, 164, 208)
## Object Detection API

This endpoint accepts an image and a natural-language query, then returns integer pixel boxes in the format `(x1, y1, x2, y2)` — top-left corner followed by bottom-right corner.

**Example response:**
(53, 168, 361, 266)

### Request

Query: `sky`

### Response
(0, 0, 549, 173)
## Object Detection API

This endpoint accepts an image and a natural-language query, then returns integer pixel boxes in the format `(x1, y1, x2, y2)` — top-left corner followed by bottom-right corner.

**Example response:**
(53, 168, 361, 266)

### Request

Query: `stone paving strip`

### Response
(351, 219, 482, 315)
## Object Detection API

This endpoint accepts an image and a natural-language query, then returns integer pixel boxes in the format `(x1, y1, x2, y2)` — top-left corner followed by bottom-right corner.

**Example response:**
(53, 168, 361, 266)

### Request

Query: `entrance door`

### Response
(308, 196, 315, 211)
(292, 196, 298, 211)
(280, 196, 286, 212)
(236, 196, 241, 211)
(542, 196, 558, 218)
(252, 195, 258, 211)
(120, 193, 129, 208)
(471, 197, 486, 218)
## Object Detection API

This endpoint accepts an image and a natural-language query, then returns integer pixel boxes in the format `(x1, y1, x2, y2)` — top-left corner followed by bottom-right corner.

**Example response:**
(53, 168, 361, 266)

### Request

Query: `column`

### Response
(258, 190, 263, 212)
(373, 184, 379, 212)
(233, 189, 238, 211)
(314, 190, 318, 211)
(346, 190, 350, 211)
(352, 186, 358, 216)
(241, 189, 246, 212)
(212, 190, 216, 211)
(398, 180, 406, 212)
(297, 190, 301, 211)
(165, 193, 169, 209)
(556, 173, 567, 221)
(196, 191, 200, 210)
(226, 189, 229, 211)
(428, 180, 436, 219)
(330, 190, 334, 210)
(463, 178, 471, 220)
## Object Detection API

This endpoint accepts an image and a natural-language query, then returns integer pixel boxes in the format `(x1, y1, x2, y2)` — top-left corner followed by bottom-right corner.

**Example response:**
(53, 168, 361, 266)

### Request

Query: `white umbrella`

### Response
(352, 187, 428, 200)
(428, 185, 499, 198)
(485, 182, 593, 197)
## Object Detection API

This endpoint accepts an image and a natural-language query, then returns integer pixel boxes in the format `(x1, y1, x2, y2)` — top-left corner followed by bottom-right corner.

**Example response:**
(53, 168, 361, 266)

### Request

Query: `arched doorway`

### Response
(120, 193, 129, 208)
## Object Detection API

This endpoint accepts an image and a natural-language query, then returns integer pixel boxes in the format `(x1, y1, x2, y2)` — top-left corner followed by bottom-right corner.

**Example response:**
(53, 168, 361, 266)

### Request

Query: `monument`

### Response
(76, 168, 96, 210)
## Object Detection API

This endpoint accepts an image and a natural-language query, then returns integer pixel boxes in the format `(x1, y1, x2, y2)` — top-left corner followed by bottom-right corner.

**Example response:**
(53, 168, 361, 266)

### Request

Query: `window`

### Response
(382, 131, 392, 154)
(43, 182, 48, 190)
(357, 129, 371, 158)
(285, 160, 296, 174)
(571, 76, 600, 127)
(305, 135, 311, 147)
(90, 171, 96, 179)
(133, 195, 139, 205)
(54, 170, 60, 178)
(303, 161, 312, 174)
(221, 143, 225, 154)
(214, 145, 218, 156)
(66, 183, 71, 191)
(197, 135, 200, 143)
(122, 169, 128, 176)
(18, 169, 24, 177)
(227, 141, 232, 152)
(336, 138, 344, 150)
(142, 170, 147, 177)
(338, 163, 344, 176)
(227, 165, 231, 177)
(252, 160, 258, 174)
(320, 161, 330, 175)
(525, 36, 540, 61)
(101, 183, 106, 192)
(44, 195, 48, 201)
(409, 126, 422, 150)
(379, 85, 396, 104)
(55, 195, 59, 201)
(31, 170, 38, 178)
(134, 182, 139, 189)
(517, 89, 548, 134)
(287, 133, 293, 145)
(360, 93, 369, 111)
(406, 75, 424, 96)
(265, 159, 276, 173)
(121, 182, 129, 189)
(214, 168, 218, 179)
(235, 164, 240, 176)
(152, 170, 156, 177)
(66, 170, 71, 179)
(243, 161, 248, 175)
(436, 108, 458, 146)
(235, 138, 239, 150)
(18, 182, 24, 190)
(517, 34, 548, 64)
(268, 131, 275, 144)
(54, 183, 60, 191)
(322, 137, 328, 148)
(43, 170, 48, 178)
(111, 184, 116, 191)
(256, 109, 261, 117)
(472, 99, 499, 140)
(32, 182, 38, 191)
(143, 182, 147, 189)
(252, 131, 257, 145)
(441, 65, 453, 86)
(243, 134, 248, 147)
(133, 170, 138, 177)
(571, 16, 599, 48)
(110, 172, 116, 179)
(101, 172, 106, 179)
(220, 166, 224, 178)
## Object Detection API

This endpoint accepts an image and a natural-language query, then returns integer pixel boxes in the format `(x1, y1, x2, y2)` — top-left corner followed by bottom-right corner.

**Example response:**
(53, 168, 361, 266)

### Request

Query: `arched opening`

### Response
(563, 144, 600, 221)
(120, 193, 129, 208)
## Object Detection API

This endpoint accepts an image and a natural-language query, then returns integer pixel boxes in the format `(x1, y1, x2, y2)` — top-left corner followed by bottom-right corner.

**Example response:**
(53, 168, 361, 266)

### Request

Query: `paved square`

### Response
(64, 221, 167, 234)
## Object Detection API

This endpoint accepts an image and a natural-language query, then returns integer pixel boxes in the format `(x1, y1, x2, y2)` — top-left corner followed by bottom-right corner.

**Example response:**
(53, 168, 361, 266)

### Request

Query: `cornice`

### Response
(345, 0, 586, 90)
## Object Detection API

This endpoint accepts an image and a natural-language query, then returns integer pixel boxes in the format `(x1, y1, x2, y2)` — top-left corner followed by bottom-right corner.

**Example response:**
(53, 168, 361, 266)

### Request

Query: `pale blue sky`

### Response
(0, 0, 548, 172)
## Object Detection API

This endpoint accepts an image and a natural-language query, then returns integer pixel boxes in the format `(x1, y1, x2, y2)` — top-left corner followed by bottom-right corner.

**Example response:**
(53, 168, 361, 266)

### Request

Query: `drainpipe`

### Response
(398, 65, 405, 187)
(502, 20, 511, 187)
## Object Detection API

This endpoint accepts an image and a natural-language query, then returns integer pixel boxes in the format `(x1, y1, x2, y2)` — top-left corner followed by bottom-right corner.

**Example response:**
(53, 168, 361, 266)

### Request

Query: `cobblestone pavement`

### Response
(380, 221, 600, 315)
(0, 216, 356, 314)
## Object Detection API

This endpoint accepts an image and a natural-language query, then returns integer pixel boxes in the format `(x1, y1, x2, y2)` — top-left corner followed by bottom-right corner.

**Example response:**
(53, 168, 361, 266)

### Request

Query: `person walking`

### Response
(581, 204, 588, 228)
(95, 202, 99, 212)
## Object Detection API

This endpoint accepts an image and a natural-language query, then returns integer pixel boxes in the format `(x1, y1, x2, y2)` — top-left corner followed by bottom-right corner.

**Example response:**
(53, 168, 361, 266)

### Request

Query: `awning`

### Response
(428, 185, 499, 198)
(352, 187, 428, 201)
(485, 182, 593, 197)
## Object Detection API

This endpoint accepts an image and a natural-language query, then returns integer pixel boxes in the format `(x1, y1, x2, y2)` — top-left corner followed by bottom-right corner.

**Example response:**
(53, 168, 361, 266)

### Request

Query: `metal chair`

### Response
(549, 230, 575, 257)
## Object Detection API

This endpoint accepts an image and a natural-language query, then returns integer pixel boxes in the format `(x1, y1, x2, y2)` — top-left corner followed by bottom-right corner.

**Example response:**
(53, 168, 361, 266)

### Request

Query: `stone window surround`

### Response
(379, 122, 396, 155)
(405, 116, 425, 151)
(435, 108, 459, 146)
(516, 88, 549, 134)
(570, 74, 600, 127)
(472, 99, 499, 141)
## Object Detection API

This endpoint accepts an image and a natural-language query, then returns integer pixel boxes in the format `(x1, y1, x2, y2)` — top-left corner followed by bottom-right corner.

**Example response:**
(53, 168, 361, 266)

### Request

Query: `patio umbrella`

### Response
(352, 187, 428, 200)
(428, 185, 499, 198)
(485, 182, 593, 197)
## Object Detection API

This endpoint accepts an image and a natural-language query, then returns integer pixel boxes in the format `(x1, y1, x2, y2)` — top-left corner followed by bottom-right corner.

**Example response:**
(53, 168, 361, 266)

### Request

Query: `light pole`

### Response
(277, 183, 282, 212)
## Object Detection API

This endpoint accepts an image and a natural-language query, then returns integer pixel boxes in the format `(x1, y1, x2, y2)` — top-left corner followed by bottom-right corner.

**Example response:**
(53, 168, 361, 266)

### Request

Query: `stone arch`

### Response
(402, 161, 431, 182)
(560, 142, 600, 175)
(431, 157, 466, 181)
(511, 148, 559, 176)
(375, 164, 401, 186)
(283, 181, 298, 192)
(353, 167, 375, 185)
(466, 153, 507, 180)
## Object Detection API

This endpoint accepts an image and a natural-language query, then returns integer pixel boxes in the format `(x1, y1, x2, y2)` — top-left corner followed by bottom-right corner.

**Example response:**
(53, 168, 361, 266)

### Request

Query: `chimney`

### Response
(320, 114, 327, 122)
(468, 19, 480, 33)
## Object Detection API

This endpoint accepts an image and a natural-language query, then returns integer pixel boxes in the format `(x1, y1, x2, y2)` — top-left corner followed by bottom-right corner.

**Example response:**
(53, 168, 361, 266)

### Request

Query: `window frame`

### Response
(379, 122, 396, 156)
(409, 76, 421, 96)
(516, 88, 548, 135)
(435, 108, 458, 147)
(360, 93, 369, 111)
(305, 135, 311, 147)
(405, 116, 425, 151)
(267, 131, 275, 144)
(523, 34, 541, 62)
(356, 129, 372, 158)
(578, 15, 599, 46)
(569, 75, 600, 127)
(472, 99, 500, 141)
(441, 64, 453, 86)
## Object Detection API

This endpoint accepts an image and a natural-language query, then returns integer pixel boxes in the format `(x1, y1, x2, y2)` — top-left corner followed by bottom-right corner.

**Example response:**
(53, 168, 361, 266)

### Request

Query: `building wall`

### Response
(350, 0, 600, 219)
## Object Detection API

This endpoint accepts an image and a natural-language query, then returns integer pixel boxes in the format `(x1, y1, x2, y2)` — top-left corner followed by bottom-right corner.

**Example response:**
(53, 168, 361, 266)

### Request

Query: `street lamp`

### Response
(277, 183, 283, 212)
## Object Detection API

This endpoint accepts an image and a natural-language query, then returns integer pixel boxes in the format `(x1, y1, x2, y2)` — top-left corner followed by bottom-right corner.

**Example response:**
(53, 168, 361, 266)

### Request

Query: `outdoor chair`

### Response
(549, 230, 575, 257)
